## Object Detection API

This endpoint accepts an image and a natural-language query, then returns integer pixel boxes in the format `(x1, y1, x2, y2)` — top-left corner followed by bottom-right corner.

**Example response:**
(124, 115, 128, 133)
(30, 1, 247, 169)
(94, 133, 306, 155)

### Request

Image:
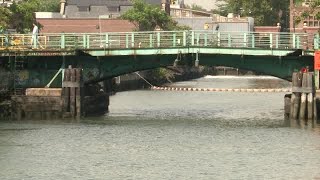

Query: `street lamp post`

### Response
(98, 15, 109, 47)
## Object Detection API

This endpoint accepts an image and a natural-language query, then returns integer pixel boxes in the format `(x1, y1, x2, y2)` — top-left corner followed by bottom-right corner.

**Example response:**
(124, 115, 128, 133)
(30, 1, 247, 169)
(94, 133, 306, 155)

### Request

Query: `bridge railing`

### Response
(79, 31, 186, 49)
(190, 31, 315, 50)
(0, 31, 319, 51)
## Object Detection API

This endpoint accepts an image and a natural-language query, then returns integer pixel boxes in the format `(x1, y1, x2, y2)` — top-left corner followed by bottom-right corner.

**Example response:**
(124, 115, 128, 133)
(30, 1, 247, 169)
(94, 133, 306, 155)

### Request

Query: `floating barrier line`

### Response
(151, 86, 291, 93)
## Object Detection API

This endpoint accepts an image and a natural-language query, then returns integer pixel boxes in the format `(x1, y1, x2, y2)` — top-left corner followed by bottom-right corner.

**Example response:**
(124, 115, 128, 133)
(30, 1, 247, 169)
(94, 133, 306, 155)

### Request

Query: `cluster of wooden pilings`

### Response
(62, 66, 83, 119)
(284, 72, 318, 126)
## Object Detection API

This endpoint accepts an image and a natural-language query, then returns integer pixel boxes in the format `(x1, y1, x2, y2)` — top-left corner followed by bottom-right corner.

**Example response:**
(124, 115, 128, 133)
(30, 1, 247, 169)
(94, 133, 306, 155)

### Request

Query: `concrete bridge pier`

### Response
(103, 78, 115, 95)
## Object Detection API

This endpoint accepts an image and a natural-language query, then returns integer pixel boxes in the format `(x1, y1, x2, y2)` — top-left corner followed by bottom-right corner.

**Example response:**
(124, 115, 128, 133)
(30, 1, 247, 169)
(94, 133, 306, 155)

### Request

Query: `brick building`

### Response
(36, 18, 135, 33)
(290, 0, 320, 33)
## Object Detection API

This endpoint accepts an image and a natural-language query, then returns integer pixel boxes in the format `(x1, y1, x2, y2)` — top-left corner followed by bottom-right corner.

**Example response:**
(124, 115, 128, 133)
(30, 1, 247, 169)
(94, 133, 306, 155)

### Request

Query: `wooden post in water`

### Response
(75, 68, 82, 119)
(70, 68, 76, 117)
(62, 67, 71, 117)
(284, 94, 291, 125)
(314, 97, 318, 122)
(290, 72, 302, 122)
(299, 73, 308, 121)
(62, 66, 83, 119)
(307, 73, 314, 121)
(289, 72, 316, 126)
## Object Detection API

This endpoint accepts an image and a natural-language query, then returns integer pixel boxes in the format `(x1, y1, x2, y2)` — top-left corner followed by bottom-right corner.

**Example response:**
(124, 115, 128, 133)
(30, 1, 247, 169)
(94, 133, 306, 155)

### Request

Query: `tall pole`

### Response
(293, 16, 295, 33)
(290, 0, 294, 33)
(99, 16, 102, 34)
(99, 16, 102, 47)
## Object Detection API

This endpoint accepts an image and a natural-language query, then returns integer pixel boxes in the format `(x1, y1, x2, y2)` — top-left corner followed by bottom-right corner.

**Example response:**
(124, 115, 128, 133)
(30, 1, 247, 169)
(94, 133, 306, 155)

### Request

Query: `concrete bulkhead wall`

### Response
(11, 95, 63, 120)
(7, 68, 112, 120)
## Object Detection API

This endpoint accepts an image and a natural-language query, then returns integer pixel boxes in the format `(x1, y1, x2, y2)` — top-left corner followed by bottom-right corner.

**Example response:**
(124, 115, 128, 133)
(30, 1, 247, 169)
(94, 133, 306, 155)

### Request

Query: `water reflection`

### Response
(289, 118, 319, 129)
(250, 78, 291, 89)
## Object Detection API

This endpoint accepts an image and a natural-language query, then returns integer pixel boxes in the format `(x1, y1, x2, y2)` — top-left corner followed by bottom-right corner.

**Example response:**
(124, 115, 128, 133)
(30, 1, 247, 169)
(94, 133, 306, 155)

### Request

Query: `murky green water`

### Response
(1, 76, 320, 179)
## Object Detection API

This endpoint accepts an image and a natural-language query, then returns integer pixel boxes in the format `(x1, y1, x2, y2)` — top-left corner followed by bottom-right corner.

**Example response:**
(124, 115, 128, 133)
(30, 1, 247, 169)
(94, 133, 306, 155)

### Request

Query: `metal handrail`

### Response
(0, 31, 318, 51)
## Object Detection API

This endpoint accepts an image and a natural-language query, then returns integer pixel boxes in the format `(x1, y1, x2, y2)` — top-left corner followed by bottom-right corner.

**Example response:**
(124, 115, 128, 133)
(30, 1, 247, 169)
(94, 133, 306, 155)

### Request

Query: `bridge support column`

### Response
(195, 51, 199, 67)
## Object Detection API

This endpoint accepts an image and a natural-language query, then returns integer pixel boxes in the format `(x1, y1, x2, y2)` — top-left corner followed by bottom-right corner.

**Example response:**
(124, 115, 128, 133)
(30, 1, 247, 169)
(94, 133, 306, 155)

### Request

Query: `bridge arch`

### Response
(82, 52, 313, 84)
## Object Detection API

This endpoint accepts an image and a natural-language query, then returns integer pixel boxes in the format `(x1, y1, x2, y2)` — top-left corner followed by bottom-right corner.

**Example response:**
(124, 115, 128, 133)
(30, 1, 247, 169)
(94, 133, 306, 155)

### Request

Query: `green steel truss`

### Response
(0, 31, 316, 88)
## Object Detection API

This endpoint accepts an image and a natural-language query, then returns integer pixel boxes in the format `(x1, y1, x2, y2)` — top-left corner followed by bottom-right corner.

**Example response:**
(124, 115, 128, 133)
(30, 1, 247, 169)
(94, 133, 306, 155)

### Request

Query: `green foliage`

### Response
(310, 0, 320, 8)
(316, 12, 320, 20)
(184, 4, 206, 12)
(294, 16, 302, 25)
(191, 4, 206, 11)
(151, 67, 174, 82)
(121, 0, 189, 31)
(217, 0, 289, 27)
(8, 0, 60, 33)
(39, 0, 60, 12)
(301, 11, 310, 18)
(0, 7, 11, 31)
(173, 24, 192, 31)
(296, 0, 320, 25)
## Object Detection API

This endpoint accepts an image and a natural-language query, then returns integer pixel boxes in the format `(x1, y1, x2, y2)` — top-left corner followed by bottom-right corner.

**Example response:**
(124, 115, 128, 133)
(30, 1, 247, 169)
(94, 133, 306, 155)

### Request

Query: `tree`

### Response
(217, 0, 289, 27)
(121, 0, 189, 31)
(184, 4, 207, 12)
(0, 7, 11, 32)
(9, 0, 60, 33)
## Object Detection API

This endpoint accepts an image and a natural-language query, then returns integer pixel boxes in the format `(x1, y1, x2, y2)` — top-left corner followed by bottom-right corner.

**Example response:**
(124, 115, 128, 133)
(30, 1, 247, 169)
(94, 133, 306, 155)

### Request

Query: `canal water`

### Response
(1, 76, 320, 179)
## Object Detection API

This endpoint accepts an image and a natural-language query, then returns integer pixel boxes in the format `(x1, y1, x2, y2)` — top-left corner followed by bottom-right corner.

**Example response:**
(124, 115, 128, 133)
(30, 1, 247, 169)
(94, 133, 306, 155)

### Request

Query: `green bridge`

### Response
(0, 30, 317, 90)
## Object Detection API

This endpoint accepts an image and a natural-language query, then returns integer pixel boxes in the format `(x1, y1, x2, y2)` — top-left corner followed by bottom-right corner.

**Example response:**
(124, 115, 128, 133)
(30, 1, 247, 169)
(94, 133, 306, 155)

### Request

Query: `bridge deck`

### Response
(0, 31, 318, 56)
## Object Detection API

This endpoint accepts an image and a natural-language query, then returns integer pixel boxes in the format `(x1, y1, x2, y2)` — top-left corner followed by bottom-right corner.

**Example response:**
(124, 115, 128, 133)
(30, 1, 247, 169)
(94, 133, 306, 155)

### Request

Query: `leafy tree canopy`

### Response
(2, 0, 59, 33)
(184, 4, 207, 12)
(121, 0, 190, 31)
(216, 0, 289, 27)
(0, 7, 12, 31)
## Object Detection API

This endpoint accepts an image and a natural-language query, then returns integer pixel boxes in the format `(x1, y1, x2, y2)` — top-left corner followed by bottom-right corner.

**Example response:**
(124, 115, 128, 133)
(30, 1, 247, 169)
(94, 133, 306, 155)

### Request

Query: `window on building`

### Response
(78, 6, 89, 12)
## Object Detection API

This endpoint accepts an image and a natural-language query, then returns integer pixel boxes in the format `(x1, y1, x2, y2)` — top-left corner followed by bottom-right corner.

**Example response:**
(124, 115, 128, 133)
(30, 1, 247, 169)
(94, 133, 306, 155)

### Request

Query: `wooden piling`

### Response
(16, 105, 22, 121)
(299, 73, 308, 121)
(290, 72, 302, 121)
(288, 72, 317, 126)
(70, 68, 76, 117)
(62, 66, 83, 119)
(75, 68, 82, 118)
(284, 94, 291, 125)
(62, 68, 71, 114)
(307, 73, 314, 121)
(316, 98, 319, 124)
(314, 97, 318, 122)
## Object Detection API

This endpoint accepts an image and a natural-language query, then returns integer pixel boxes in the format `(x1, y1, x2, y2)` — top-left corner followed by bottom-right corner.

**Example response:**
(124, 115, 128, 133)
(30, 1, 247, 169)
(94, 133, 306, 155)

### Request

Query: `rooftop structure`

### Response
(60, 0, 171, 18)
